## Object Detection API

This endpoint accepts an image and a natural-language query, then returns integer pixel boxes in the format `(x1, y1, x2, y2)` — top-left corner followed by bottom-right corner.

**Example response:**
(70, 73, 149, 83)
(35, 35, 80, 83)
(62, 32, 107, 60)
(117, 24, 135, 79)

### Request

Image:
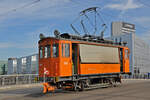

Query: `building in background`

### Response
(111, 21, 135, 36)
(17, 57, 27, 74)
(7, 54, 38, 74)
(110, 21, 150, 75)
(0, 60, 8, 75)
(26, 54, 38, 74)
(7, 58, 17, 74)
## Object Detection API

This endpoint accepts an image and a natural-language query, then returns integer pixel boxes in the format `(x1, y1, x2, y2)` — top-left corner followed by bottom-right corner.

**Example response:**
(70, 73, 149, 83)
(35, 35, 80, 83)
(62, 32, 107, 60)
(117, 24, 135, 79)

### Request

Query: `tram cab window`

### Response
(53, 43, 59, 57)
(47, 45, 51, 57)
(45, 45, 51, 58)
(44, 46, 48, 58)
(39, 47, 43, 58)
(61, 43, 70, 57)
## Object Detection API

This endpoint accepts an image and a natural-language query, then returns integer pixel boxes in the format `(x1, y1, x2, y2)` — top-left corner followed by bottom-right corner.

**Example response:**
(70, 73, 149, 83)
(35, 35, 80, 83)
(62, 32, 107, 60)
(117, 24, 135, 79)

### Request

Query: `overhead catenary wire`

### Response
(0, 0, 41, 17)
(94, 10, 97, 35)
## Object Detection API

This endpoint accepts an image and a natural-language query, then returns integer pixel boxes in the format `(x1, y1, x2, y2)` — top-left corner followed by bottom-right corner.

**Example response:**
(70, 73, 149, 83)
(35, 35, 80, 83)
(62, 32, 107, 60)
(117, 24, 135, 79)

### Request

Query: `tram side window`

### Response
(53, 43, 59, 57)
(65, 44, 70, 57)
(45, 45, 51, 58)
(47, 45, 51, 57)
(61, 43, 70, 57)
(62, 44, 64, 57)
(40, 47, 43, 58)
(125, 49, 129, 59)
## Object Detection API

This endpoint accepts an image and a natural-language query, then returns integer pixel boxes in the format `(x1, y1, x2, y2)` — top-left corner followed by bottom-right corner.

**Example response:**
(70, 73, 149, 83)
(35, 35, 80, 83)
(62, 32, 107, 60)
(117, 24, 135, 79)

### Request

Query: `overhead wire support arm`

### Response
(80, 7, 98, 28)
(94, 10, 97, 35)
(84, 14, 95, 28)
(95, 10, 107, 37)
(80, 7, 98, 15)
(80, 7, 100, 35)
(70, 6, 107, 38)
(96, 11, 106, 25)
(80, 20, 89, 35)
(100, 24, 107, 39)
(70, 14, 81, 35)
(70, 24, 80, 35)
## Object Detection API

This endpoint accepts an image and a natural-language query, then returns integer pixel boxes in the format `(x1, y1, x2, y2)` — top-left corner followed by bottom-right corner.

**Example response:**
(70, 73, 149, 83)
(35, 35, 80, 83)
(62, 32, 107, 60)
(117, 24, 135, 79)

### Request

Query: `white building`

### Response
(7, 54, 38, 74)
(111, 21, 135, 36)
(7, 58, 17, 74)
(17, 57, 27, 74)
(26, 54, 38, 74)
(110, 22, 150, 75)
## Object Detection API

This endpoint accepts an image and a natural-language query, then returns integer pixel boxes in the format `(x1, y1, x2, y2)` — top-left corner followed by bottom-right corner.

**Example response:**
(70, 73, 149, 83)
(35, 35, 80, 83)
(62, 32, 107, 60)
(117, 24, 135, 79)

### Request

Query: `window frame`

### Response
(61, 44, 64, 57)
(44, 46, 48, 58)
(65, 43, 70, 57)
(44, 45, 51, 58)
(52, 43, 59, 57)
(125, 49, 129, 59)
(39, 46, 44, 59)
(61, 43, 70, 58)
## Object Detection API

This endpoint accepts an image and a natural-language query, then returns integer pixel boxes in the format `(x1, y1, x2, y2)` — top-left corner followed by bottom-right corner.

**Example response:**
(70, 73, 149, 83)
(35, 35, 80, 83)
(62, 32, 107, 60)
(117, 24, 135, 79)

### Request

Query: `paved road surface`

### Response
(0, 79, 150, 100)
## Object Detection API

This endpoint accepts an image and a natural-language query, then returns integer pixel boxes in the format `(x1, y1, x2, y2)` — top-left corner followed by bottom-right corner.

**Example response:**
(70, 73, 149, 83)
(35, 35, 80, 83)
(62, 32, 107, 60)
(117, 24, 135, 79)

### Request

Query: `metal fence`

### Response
(0, 74, 42, 87)
(122, 74, 150, 79)
(0, 74, 150, 87)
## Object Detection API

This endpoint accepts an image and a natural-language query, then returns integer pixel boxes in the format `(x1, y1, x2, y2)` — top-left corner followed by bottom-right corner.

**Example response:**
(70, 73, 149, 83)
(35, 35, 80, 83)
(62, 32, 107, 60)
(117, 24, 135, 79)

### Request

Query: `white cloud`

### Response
(105, 0, 143, 18)
(105, 0, 143, 11)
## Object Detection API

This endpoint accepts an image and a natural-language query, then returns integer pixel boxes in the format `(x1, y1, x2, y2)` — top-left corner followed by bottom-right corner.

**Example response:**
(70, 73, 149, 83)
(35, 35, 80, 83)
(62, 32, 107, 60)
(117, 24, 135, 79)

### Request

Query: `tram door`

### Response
(124, 48, 130, 72)
(120, 48, 123, 72)
(72, 43, 78, 75)
(61, 42, 72, 76)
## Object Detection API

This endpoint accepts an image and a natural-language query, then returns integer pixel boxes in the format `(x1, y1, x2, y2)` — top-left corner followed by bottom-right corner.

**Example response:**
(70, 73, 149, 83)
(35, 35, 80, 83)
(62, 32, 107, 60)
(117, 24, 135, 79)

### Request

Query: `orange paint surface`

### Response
(125, 59, 130, 72)
(59, 58, 72, 76)
(79, 64, 120, 75)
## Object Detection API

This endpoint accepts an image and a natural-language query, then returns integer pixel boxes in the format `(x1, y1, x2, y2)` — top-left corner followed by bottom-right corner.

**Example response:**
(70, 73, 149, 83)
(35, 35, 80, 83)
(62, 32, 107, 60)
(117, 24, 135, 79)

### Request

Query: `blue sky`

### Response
(0, 0, 150, 60)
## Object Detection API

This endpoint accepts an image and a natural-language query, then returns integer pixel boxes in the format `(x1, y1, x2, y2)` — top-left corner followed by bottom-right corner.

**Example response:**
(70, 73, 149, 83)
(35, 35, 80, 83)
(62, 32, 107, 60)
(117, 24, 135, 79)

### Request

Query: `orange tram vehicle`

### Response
(38, 33, 130, 93)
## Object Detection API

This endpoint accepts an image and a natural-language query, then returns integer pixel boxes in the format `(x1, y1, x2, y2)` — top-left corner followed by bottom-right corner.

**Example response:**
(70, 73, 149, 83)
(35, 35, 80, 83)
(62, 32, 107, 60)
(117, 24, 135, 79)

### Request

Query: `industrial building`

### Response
(7, 54, 38, 74)
(110, 22, 150, 75)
